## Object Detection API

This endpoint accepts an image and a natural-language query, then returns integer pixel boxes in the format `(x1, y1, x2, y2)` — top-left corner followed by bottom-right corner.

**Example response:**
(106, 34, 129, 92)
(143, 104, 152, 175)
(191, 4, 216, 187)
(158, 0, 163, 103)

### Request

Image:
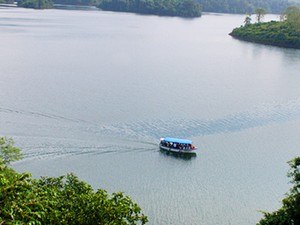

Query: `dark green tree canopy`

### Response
(98, 0, 202, 18)
(0, 138, 148, 224)
(283, 6, 300, 31)
(255, 8, 267, 22)
(197, 0, 290, 14)
(17, 0, 53, 9)
(230, 5, 300, 49)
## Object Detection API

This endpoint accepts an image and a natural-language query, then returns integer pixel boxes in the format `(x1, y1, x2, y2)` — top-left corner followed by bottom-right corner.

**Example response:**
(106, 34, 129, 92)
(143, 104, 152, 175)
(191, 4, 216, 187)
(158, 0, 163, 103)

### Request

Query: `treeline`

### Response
(18, 0, 53, 9)
(53, 0, 99, 6)
(16, 0, 299, 15)
(98, 0, 202, 17)
(229, 6, 300, 49)
(230, 21, 300, 48)
(197, 0, 290, 14)
(0, 0, 14, 3)
(16, 0, 99, 8)
(0, 137, 148, 224)
(16, 0, 202, 17)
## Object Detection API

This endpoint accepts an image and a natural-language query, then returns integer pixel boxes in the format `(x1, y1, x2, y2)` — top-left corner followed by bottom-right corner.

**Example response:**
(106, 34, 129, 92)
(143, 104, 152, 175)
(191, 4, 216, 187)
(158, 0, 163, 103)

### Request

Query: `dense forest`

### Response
(230, 21, 300, 48)
(229, 6, 300, 49)
(0, 137, 148, 224)
(53, 0, 99, 5)
(15, 0, 202, 17)
(17, 0, 53, 9)
(98, 0, 202, 17)
(0, 0, 14, 3)
(14, 0, 297, 14)
(197, 0, 290, 14)
(52, 0, 295, 14)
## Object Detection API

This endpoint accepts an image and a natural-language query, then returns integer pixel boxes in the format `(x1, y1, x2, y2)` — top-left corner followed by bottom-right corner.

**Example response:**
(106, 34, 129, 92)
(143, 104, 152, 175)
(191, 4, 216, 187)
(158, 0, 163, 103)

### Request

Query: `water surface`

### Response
(1, 7, 300, 225)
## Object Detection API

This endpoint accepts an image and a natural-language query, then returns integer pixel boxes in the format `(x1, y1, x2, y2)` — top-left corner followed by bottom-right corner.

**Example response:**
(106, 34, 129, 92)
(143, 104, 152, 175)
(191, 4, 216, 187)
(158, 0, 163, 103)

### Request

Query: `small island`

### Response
(229, 7, 300, 49)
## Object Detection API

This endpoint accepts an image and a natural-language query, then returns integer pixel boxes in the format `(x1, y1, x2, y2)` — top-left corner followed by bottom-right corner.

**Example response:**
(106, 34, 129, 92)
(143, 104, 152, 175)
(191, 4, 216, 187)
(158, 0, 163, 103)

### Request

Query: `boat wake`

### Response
(108, 98, 300, 139)
(2, 98, 300, 160)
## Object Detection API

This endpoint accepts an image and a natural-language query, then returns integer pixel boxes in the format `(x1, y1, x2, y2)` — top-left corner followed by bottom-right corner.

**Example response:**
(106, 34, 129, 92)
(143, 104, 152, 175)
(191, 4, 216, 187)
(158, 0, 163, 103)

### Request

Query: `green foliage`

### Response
(0, 138, 148, 224)
(98, 0, 202, 18)
(0, 0, 15, 3)
(197, 0, 289, 14)
(17, 0, 53, 9)
(52, 0, 100, 6)
(230, 20, 300, 49)
(284, 6, 300, 31)
(244, 14, 252, 25)
(255, 8, 267, 22)
(0, 169, 148, 224)
(257, 157, 300, 225)
(0, 137, 22, 165)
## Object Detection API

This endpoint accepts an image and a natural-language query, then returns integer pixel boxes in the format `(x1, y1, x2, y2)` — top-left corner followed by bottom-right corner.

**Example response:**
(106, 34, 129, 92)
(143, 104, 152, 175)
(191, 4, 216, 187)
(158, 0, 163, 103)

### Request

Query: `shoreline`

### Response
(229, 21, 300, 50)
(229, 33, 300, 49)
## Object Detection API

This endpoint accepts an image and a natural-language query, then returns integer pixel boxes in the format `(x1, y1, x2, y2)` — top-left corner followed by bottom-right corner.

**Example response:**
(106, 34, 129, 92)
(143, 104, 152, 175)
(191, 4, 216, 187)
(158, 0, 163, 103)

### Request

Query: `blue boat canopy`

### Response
(163, 137, 192, 144)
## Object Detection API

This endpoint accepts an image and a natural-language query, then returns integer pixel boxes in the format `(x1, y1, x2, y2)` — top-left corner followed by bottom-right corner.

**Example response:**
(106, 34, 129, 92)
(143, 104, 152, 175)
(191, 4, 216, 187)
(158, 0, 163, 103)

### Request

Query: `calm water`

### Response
(1, 7, 300, 225)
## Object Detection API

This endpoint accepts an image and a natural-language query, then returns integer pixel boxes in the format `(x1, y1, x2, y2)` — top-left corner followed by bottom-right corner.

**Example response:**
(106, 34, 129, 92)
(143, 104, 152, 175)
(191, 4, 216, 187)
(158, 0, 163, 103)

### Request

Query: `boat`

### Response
(159, 137, 197, 154)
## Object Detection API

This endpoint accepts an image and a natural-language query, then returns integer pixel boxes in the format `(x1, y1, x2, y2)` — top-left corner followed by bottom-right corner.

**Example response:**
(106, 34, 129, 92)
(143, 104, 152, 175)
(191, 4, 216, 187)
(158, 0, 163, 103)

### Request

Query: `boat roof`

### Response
(163, 137, 192, 144)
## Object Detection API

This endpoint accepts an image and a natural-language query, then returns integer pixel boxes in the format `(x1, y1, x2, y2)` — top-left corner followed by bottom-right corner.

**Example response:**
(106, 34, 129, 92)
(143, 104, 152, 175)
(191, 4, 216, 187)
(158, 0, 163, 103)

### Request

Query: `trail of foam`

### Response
(0, 107, 88, 123)
(20, 143, 157, 161)
(3, 98, 300, 159)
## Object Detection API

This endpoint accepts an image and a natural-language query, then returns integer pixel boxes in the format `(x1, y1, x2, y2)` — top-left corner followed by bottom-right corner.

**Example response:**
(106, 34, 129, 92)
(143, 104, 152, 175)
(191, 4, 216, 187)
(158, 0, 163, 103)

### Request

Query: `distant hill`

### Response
(98, 0, 202, 18)
(52, 0, 292, 14)
(17, 0, 297, 14)
(52, 0, 99, 6)
(0, 0, 14, 3)
(197, 0, 290, 14)
(18, 0, 53, 9)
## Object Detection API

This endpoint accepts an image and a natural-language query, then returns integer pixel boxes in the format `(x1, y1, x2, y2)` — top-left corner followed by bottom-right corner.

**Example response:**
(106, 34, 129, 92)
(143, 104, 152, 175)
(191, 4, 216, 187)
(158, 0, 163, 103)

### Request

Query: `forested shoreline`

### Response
(13, 0, 299, 14)
(17, 0, 53, 9)
(230, 21, 300, 49)
(98, 0, 202, 17)
(230, 6, 300, 49)
(15, 0, 202, 17)
(197, 0, 289, 14)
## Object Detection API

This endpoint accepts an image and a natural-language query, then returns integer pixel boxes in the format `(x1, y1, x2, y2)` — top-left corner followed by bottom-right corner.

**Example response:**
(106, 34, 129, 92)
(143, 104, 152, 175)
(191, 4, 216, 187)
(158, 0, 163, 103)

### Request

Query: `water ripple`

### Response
(108, 98, 300, 139)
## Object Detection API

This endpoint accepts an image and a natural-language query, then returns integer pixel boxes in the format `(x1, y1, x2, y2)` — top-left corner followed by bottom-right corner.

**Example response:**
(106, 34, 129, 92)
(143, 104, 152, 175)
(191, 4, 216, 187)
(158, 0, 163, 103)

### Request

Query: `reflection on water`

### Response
(159, 149, 197, 160)
(0, 7, 300, 225)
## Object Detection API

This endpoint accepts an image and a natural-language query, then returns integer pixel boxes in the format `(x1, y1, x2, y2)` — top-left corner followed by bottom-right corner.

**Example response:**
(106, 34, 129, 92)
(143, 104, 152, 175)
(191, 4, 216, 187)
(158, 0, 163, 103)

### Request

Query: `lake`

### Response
(1, 6, 300, 225)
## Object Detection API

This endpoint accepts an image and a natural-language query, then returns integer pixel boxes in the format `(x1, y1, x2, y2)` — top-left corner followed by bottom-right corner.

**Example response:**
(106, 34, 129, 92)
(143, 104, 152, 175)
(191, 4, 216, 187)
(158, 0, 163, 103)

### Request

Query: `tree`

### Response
(0, 137, 22, 165)
(98, 0, 202, 17)
(255, 8, 267, 22)
(0, 137, 148, 224)
(244, 13, 252, 25)
(284, 6, 300, 32)
(257, 157, 300, 225)
(17, 0, 53, 9)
